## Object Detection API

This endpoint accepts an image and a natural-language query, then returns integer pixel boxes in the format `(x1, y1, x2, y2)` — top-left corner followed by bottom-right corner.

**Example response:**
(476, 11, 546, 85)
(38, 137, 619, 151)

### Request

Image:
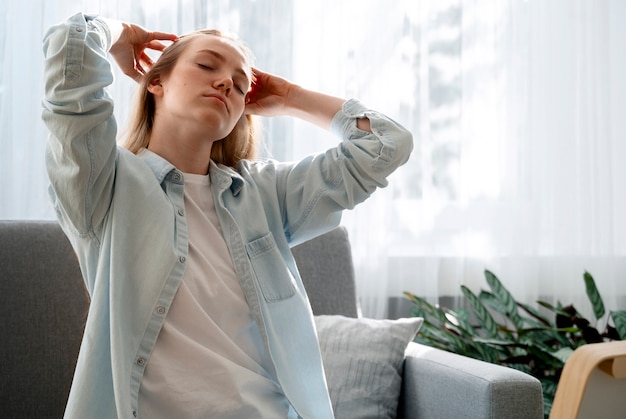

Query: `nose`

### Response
(213, 74, 233, 94)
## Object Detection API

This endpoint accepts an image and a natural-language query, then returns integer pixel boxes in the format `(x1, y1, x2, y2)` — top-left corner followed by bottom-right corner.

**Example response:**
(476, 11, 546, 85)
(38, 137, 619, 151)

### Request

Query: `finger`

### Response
(139, 51, 154, 68)
(246, 81, 261, 100)
(249, 68, 266, 92)
(134, 50, 147, 76)
(148, 32, 179, 47)
(251, 67, 264, 84)
(145, 40, 167, 51)
(139, 52, 154, 74)
(252, 67, 274, 79)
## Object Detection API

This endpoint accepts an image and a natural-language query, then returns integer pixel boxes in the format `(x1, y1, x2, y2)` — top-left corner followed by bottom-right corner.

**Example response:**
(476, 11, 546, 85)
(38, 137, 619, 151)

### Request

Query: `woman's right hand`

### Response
(104, 18, 178, 81)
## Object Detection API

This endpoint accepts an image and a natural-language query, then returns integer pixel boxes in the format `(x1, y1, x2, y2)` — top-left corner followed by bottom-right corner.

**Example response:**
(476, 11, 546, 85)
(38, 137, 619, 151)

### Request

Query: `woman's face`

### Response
(149, 35, 251, 141)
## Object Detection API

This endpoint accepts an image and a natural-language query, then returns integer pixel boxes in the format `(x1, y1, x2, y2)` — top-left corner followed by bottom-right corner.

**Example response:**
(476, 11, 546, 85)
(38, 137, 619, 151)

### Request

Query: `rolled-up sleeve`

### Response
(273, 99, 413, 244)
(331, 98, 414, 184)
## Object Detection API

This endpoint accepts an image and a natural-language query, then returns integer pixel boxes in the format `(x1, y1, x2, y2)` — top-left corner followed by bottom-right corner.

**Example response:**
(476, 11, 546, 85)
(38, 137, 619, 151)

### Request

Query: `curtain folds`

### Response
(2, 0, 625, 318)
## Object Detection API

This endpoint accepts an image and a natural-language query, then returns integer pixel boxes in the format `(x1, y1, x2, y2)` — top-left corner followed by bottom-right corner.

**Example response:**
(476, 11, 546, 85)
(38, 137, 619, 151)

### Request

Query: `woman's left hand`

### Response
(244, 68, 298, 117)
(245, 67, 359, 132)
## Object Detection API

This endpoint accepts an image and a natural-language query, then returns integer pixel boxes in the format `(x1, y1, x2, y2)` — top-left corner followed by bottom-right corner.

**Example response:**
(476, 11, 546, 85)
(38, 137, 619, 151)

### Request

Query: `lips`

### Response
(203, 93, 227, 111)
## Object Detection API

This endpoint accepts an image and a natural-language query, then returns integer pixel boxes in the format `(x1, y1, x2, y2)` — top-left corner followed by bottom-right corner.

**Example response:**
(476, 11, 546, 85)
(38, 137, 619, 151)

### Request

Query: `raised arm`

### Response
(243, 68, 413, 244)
(42, 14, 176, 235)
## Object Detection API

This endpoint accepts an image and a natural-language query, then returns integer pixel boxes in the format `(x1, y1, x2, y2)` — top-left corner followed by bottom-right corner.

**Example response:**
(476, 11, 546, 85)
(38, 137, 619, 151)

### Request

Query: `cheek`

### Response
(232, 99, 246, 118)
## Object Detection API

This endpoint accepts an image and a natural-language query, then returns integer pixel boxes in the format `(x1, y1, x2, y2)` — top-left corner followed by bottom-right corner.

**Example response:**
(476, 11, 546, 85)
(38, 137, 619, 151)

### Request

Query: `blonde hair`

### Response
(121, 29, 258, 168)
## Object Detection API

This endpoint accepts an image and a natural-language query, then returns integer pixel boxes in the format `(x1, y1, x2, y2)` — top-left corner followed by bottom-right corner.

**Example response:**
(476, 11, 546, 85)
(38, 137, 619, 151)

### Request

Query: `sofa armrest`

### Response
(398, 342, 543, 419)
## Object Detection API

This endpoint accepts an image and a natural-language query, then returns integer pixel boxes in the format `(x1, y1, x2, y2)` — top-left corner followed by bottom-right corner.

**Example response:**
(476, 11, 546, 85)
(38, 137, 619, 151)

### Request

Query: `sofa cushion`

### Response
(314, 315, 423, 419)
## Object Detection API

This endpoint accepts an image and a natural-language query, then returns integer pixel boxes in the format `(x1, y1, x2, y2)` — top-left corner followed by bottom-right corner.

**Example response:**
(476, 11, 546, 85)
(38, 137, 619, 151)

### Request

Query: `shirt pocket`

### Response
(245, 233, 296, 303)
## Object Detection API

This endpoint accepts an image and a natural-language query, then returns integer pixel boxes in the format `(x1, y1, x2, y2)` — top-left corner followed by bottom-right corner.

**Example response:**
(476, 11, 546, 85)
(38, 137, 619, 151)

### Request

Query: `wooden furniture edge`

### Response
(549, 341, 626, 419)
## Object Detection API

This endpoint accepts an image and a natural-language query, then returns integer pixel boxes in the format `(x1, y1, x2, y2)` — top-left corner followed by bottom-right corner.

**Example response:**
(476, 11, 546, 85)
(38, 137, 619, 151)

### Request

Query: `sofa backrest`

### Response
(292, 226, 359, 318)
(0, 221, 358, 417)
(0, 221, 87, 418)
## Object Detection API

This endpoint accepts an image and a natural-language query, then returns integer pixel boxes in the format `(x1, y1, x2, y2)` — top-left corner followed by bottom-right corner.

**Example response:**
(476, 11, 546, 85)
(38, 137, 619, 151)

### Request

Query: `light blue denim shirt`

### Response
(42, 12, 413, 419)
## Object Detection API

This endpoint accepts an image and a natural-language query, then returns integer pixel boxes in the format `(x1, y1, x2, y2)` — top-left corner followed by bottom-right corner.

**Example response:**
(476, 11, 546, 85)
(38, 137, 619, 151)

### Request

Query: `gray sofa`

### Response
(0, 220, 543, 418)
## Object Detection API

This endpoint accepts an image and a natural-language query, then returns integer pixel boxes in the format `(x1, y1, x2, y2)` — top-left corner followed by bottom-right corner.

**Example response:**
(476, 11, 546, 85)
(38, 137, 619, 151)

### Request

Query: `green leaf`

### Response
(415, 322, 450, 347)
(473, 337, 517, 347)
(479, 292, 517, 336)
(484, 270, 524, 329)
(461, 285, 500, 339)
(527, 342, 566, 366)
(551, 347, 574, 363)
(537, 300, 573, 317)
(418, 319, 445, 336)
(417, 320, 470, 353)
(518, 302, 552, 327)
(517, 327, 566, 336)
(409, 305, 423, 318)
(610, 310, 626, 340)
(584, 271, 606, 320)
(518, 327, 576, 349)
(404, 292, 447, 325)
(420, 320, 456, 342)
(479, 291, 506, 313)
(443, 308, 476, 337)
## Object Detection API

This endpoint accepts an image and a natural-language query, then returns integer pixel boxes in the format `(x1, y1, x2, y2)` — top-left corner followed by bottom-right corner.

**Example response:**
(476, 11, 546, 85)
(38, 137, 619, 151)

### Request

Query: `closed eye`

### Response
(234, 77, 249, 95)
(198, 63, 247, 94)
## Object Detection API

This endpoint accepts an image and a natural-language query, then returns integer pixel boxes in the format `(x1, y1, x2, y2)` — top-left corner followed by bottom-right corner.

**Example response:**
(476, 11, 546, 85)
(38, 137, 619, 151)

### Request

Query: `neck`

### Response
(147, 121, 217, 175)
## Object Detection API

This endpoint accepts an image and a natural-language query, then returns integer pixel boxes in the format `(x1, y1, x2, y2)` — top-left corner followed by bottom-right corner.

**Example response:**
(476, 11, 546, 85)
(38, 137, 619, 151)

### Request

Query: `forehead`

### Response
(185, 35, 251, 73)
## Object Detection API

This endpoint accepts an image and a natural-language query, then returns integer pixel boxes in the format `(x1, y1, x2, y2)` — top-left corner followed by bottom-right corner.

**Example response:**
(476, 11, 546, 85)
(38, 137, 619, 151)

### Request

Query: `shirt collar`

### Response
(210, 161, 245, 196)
(137, 148, 244, 195)
(137, 148, 175, 184)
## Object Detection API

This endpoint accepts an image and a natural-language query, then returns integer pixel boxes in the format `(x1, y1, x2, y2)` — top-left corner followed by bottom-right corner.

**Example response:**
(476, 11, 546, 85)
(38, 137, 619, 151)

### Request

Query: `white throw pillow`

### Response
(314, 315, 423, 419)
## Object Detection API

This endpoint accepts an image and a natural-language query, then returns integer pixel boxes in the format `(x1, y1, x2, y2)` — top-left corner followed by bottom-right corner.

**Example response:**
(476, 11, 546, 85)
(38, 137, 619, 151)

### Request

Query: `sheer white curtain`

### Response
(2, 0, 625, 319)
(381, 0, 626, 320)
(290, 0, 626, 319)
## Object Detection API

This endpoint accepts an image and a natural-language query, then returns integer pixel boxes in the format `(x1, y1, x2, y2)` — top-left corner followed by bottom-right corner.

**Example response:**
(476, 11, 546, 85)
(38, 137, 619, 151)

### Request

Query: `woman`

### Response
(42, 12, 413, 419)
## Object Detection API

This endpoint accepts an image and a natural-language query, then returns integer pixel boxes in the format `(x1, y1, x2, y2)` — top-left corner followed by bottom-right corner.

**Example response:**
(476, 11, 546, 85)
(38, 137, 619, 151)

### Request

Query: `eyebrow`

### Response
(197, 49, 250, 82)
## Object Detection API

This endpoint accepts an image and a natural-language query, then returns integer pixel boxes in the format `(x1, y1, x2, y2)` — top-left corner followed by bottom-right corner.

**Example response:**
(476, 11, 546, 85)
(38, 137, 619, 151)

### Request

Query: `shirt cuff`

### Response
(329, 99, 369, 138)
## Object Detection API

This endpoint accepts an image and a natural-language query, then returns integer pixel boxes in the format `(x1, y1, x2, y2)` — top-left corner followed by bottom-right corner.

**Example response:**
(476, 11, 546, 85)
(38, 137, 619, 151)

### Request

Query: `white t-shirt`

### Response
(138, 172, 293, 418)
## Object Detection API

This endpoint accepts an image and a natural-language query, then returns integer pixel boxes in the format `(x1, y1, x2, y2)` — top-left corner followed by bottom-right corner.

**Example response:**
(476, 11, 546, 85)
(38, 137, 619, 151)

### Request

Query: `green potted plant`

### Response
(404, 270, 626, 417)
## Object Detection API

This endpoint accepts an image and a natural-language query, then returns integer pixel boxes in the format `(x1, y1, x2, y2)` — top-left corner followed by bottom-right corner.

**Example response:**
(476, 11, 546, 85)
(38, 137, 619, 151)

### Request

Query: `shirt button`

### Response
(75, 27, 83, 32)
(137, 358, 145, 366)
(179, 255, 186, 263)
(156, 306, 166, 315)
(133, 411, 137, 417)
(173, 173, 181, 181)
(178, 209, 184, 216)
